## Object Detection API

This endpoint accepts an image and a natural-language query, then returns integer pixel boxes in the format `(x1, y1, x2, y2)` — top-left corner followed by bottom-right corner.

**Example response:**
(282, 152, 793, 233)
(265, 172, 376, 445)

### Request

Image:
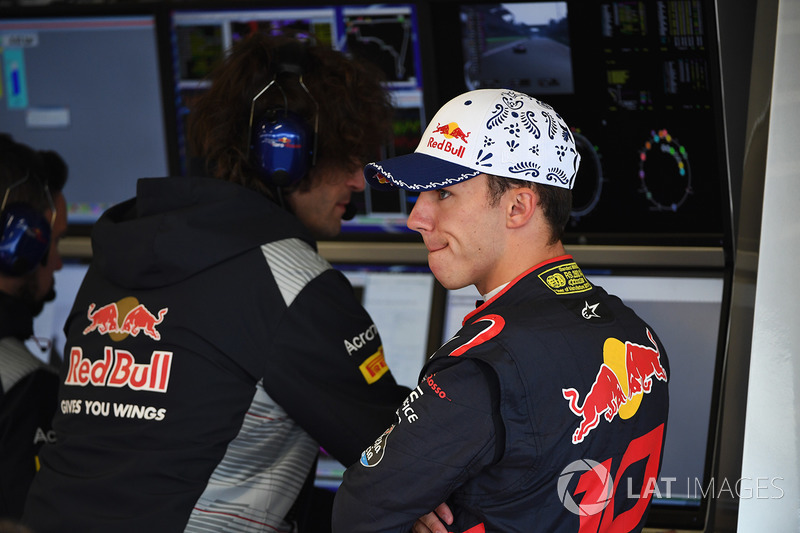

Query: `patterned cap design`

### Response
(365, 88, 580, 191)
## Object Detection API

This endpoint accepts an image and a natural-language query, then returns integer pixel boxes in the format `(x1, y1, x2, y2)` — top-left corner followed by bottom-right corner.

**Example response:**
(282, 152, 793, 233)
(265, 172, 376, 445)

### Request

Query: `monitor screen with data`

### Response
(0, 13, 171, 226)
(168, 3, 428, 238)
(426, 0, 731, 247)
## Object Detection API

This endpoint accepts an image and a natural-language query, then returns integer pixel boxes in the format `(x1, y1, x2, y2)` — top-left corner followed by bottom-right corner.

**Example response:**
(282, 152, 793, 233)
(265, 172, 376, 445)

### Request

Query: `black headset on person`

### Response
(246, 40, 357, 220)
(0, 173, 54, 277)
(247, 41, 319, 190)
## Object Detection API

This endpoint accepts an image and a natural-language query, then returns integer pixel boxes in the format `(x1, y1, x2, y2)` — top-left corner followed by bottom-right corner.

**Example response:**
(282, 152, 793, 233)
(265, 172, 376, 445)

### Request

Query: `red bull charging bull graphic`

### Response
(84, 297, 168, 341)
(563, 328, 667, 444)
(75, 298, 172, 393)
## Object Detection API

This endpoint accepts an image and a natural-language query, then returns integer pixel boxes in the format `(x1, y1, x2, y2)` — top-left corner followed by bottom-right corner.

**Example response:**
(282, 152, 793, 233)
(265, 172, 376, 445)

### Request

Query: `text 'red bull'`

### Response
(427, 121, 469, 158)
(427, 138, 466, 159)
(65, 347, 173, 393)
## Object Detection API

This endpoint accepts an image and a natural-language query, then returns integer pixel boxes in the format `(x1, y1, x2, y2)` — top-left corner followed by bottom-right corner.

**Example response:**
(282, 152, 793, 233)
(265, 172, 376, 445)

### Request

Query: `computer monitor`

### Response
(461, 2, 574, 95)
(426, 0, 732, 248)
(442, 266, 728, 529)
(339, 4, 428, 237)
(592, 268, 727, 529)
(167, 3, 428, 238)
(336, 263, 438, 389)
(30, 260, 90, 365)
(0, 11, 171, 228)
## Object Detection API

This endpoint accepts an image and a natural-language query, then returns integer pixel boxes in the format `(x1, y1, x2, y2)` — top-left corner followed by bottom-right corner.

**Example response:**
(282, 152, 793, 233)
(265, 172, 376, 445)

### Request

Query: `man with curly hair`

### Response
(23, 34, 412, 533)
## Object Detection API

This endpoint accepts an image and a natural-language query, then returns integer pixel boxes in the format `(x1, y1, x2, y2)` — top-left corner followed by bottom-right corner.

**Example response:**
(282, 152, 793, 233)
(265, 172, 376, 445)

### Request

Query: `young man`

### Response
(0, 135, 68, 519)
(22, 34, 411, 532)
(332, 89, 670, 533)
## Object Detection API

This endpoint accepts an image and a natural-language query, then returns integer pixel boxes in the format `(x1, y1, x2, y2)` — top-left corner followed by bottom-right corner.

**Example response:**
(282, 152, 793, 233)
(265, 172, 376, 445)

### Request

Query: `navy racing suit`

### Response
(333, 256, 669, 533)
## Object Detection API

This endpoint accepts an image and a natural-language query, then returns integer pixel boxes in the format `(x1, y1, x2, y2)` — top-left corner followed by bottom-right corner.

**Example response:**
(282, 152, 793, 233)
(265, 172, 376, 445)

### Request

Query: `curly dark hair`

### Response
(0, 133, 68, 212)
(188, 33, 395, 197)
(486, 174, 572, 245)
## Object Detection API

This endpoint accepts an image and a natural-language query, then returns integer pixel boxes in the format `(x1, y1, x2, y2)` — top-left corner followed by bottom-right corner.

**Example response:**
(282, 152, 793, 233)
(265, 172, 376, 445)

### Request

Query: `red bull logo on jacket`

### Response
(562, 328, 667, 444)
(65, 346, 173, 393)
(83, 297, 168, 341)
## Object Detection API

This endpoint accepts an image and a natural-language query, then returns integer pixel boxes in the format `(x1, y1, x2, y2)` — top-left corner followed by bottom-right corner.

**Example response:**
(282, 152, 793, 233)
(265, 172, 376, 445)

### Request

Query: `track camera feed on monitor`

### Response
(428, 0, 730, 246)
(461, 2, 573, 95)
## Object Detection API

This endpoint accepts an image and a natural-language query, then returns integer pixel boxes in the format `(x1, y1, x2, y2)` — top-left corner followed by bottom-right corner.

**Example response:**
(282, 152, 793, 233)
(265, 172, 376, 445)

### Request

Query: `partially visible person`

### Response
(0, 134, 68, 520)
(333, 89, 670, 533)
(22, 34, 414, 533)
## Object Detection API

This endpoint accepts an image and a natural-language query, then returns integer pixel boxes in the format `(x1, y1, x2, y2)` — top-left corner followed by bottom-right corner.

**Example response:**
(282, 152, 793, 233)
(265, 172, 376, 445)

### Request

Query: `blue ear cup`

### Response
(251, 109, 313, 188)
(0, 203, 51, 276)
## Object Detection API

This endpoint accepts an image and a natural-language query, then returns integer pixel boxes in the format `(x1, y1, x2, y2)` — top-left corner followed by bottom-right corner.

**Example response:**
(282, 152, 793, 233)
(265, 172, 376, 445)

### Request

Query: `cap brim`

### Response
(365, 153, 481, 191)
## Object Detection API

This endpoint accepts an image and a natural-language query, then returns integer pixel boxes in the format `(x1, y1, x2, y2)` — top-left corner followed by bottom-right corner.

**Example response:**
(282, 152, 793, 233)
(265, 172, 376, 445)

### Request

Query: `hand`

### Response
(411, 503, 453, 533)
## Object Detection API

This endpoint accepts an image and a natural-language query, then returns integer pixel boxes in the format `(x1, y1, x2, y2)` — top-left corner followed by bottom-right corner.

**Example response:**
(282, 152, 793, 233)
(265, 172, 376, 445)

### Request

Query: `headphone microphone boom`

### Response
(342, 202, 357, 221)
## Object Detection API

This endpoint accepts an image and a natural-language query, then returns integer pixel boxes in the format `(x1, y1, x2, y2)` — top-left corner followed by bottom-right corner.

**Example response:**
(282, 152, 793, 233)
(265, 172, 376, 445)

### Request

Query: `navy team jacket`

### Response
(23, 177, 409, 532)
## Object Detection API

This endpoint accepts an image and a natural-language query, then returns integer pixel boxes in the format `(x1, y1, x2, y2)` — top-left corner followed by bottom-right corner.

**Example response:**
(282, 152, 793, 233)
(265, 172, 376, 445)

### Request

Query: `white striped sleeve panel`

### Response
(0, 337, 47, 393)
(260, 238, 332, 307)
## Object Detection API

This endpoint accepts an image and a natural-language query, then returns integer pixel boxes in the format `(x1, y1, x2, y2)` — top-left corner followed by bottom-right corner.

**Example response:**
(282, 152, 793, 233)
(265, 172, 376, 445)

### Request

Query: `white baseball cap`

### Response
(365, 88, 580, 191)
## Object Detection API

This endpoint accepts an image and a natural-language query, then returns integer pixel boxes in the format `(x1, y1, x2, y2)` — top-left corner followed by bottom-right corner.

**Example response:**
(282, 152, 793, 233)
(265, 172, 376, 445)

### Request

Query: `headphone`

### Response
(0, 175, 53, 277)
(247, 42, 319, 188)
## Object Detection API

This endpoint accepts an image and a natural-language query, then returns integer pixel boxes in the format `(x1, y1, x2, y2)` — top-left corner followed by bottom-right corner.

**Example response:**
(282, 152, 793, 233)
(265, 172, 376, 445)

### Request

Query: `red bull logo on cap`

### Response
(562, 328, 667, 444)
(427, 121, 470, 159)
(84, 297, 168, 342)
(431, 122, 471, 144)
